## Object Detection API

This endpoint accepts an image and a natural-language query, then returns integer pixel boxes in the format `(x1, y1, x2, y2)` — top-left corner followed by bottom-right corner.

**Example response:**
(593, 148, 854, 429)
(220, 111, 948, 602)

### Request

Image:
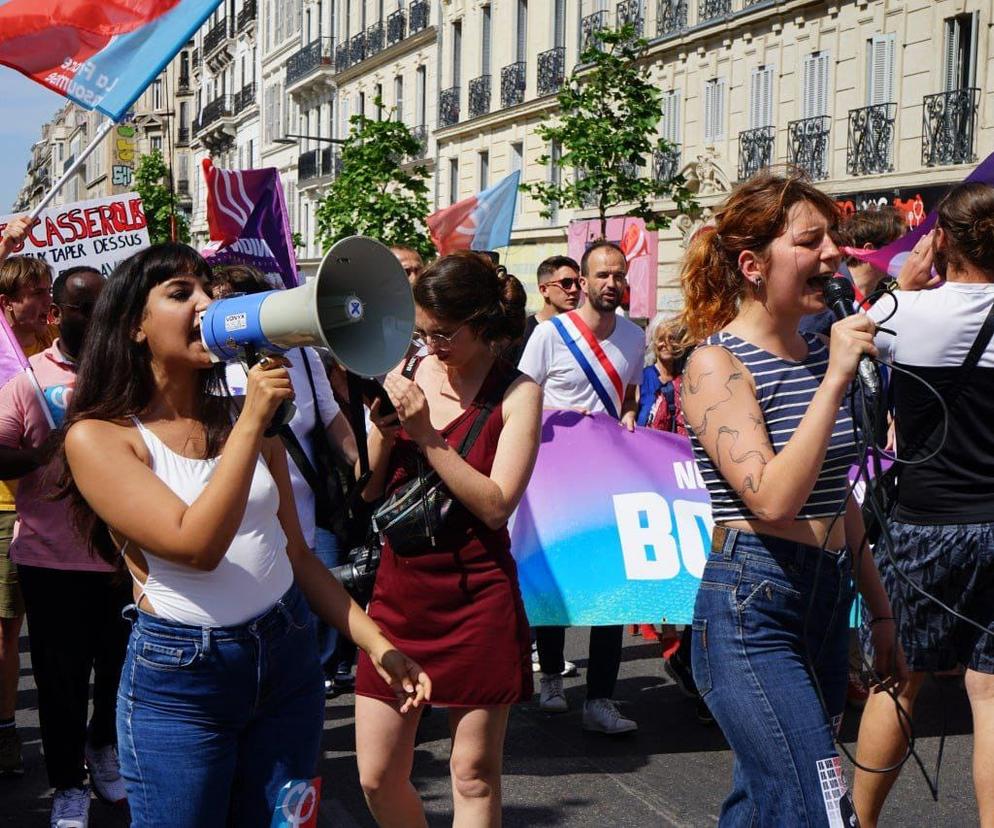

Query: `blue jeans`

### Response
(313, 527, 344, 667)
(116, 584, 325, 827)
(692, 528, 855, 827)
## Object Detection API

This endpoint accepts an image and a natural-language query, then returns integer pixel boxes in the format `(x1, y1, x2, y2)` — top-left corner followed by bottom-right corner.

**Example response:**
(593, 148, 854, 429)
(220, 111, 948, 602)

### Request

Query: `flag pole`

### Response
(29, 118, 117, 221)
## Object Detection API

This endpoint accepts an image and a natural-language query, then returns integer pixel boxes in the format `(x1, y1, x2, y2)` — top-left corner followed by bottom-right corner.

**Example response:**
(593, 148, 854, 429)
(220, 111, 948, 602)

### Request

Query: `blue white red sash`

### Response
(549, 311, 624, 418)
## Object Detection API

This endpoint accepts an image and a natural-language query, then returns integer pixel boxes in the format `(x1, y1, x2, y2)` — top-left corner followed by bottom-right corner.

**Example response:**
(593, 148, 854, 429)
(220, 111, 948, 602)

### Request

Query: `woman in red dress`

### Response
(355, 252, 542, 826)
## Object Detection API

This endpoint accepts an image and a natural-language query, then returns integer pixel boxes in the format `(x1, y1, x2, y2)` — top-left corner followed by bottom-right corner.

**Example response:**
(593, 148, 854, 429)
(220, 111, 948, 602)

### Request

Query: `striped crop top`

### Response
(688, 331, 858, 523)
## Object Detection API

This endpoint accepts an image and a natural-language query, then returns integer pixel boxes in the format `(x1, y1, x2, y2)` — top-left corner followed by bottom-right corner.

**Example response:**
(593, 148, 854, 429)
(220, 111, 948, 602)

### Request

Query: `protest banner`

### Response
(510, 412, 713, 627)
(0, 193, 150, 277)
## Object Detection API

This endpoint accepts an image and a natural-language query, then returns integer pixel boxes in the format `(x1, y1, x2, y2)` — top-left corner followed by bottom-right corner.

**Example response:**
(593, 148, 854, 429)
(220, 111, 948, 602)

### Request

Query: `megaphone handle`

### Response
(242, 344, 297, 437)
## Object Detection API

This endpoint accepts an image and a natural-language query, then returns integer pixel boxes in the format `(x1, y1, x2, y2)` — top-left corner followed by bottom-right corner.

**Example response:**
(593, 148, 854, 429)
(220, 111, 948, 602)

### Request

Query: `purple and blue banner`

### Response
(0, 0, 223, 120)
(510, 412, 713, 627)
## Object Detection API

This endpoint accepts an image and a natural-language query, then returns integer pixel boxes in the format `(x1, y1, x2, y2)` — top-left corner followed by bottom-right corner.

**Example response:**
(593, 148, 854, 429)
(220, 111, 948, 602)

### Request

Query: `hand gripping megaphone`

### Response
(200, 235, 415, 377)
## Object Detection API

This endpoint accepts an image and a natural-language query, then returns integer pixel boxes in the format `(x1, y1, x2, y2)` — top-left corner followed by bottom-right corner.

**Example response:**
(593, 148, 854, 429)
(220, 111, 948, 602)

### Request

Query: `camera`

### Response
(329, 541, 381, 603)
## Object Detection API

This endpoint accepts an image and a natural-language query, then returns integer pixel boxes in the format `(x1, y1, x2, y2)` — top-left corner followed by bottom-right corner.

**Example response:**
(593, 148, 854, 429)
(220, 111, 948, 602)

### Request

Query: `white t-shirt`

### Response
(518, 314, 644, 415)
(225, 347, 341, 548)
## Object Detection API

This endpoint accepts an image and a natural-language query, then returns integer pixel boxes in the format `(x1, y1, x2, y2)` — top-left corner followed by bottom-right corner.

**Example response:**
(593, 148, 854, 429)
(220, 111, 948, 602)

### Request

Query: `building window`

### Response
(479, 150, 489, 191)
(802, 51, 831, 119)
(510, 141, 523, 216)
(150, 136, 163, 154)
(482, 5, 492, 76)
(943, 13, 977, 91)
(516, 0, 527, 63)
(452, 20, 462, 86)
(416, 66, 427, 126)
(394, 76, 404, 123)
(375, 83, 383, 119)
(704, 78, 726, 143)
(152, 78, 163, 110)
(866, 35, 895, 106)
(661, 89, 680, 143)
(750, 66, 773, 129)
(548, 141, 560, 225)
(449, 157, 459, 204)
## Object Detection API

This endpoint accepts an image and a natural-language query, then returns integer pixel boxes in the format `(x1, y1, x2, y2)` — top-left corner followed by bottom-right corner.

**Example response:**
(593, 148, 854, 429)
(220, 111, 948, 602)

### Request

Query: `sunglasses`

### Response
(545, 277, 580, 291)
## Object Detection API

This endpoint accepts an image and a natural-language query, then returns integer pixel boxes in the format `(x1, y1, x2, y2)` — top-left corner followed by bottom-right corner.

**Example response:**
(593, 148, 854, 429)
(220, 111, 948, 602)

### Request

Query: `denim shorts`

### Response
(692, 527, 856, 827)
(117, 583, 325, 827)
(870, 520, 994, 674)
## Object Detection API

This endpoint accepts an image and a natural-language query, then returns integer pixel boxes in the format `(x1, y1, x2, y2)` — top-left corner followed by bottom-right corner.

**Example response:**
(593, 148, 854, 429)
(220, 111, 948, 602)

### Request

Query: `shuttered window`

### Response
(661, 90, 680, 144)
(517, 0, 528, 63)
(802, 51, 831, 119)
(395, 76, 404, 123)
(866, 35, 895, 105)
(452, 21, 462, 86)
(704, 78, 725, 143)
(943, 13, 978, 92)
(750, 65, 774, 129)
(553, 0, 565, 49)
(482, 6, 492, 75)
(416, 66, 426, 126)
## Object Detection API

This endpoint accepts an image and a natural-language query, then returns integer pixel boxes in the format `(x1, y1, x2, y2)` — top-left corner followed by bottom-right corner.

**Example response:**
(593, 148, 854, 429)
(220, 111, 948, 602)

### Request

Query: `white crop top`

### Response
(129, 417, 294, 627)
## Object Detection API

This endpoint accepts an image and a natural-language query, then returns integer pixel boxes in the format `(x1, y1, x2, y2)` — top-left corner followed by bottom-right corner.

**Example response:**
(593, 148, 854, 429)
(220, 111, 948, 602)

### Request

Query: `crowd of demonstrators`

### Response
(208, 264, 361, 693)
(678, 171, 907, 825)
(354, 251, 540, 826)
(57, 243, 429, 827)
(519, 241, 645, 734)
(853, 182, 994, 828)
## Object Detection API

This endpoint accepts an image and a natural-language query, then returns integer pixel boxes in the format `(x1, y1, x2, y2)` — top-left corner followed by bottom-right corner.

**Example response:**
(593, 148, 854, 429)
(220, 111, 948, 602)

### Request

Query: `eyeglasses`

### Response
(545, 277, 580, 291)
(412, 324, 465, 350)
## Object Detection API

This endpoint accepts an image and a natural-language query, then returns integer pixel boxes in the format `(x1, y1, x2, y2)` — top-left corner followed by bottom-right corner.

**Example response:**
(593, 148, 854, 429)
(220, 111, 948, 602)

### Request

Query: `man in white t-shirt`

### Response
(518, 240, 644, 735)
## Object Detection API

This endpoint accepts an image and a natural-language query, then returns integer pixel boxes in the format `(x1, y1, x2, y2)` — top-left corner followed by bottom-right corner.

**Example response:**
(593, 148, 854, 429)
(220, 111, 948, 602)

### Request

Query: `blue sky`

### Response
(0, 69, 63, 213)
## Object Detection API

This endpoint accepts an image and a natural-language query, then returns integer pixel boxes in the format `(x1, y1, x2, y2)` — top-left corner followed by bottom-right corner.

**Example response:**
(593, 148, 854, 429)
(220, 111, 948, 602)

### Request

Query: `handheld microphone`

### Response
(821, 276, 885, 438)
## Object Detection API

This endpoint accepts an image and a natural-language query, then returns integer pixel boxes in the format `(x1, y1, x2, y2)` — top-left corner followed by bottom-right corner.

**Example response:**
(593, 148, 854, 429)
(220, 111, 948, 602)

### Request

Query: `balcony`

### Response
(177, 126, 191, 145)
(537, 47, 566, 97)
(178, 68, 191, 93)
(656, 0, 687, 36)
(411, 125, 428, 159)
(286, 38, 334, 87)
(699, 0, 731, 22)
(350, 32, 366, 65)
(501, 62, 526, 108)
(366, 22, 384, 55)
(616, 0, 643, 36)
(922, 88, 979, 167)
(581, 10, 609, 53)
(237, 0, 256, 32)
(439, 86, 460, 127)
(298, 149, 320, 182)
(320, 146, 342, 179)
(335, 42, 350, 73)
(847, 103, 895, 176)
(235, 82, 257, 114)
(738, 125, 775, 180)
(198, 94, 234, 132)
(387, 10, 405, 46)
(653, 145, 681, 182)
(409, 0, 429, 34)
(203, 18, 229, 57)
(191, 48, 199, 71)
(787, 115, 831, 180)
(177, 179, 190, 197)
(469, 76, 491, 118)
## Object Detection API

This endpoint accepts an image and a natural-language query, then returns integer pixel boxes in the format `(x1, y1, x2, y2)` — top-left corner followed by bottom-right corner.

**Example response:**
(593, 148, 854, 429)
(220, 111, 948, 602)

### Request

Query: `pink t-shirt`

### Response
(0, 342, 112, 572)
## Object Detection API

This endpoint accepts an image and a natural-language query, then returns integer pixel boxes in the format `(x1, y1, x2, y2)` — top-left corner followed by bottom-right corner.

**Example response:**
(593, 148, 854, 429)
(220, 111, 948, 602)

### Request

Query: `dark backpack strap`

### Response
(454, 363, 520, 458)
(300, 347, 324, 429)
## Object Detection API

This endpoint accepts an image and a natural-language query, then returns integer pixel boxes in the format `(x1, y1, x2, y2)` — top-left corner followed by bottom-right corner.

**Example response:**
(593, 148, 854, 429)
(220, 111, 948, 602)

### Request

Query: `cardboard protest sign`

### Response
(0, 193, 150, 276)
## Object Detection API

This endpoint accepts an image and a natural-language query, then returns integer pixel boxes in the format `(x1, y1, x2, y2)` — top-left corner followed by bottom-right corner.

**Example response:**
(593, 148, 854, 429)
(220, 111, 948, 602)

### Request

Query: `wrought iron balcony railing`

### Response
(501, 61, 526, 108)
(411, 125, 428, 159)
(581, 10, 610, 53)
(469, 76, 491, 118)
(177, 126, 190, 145)
(178, 72, 191, 92)
(387, 10, 406, 46)
(922, 88, 979, 167)
(699, 0, 731, 22)
(616, 1, 644, 36)
(237, 0, 256, 32)
(335, 43, 350, 73)
(409, 0, 429, 34)
(537, 47, 566, 97)
(656, 0, 687, 36)
(350, 32, 366, 65)
(177, 179, 190, 196)
(199, 94, 234, 131)
(235, 82, 257, 113)
(320, 146, 343, 179)
(191, 48, 199, 70)
(366, 22, 384, 55)
(286, 37, 334, 86)
(298, 149, 320, 182)
(203, 19, 229, 56)
(787, 115, 831, 180)
(738, 125, 775, 180)
(439, 87, 460, 127)
(653, 145, 681, 182)
(847, 103, 895, 176)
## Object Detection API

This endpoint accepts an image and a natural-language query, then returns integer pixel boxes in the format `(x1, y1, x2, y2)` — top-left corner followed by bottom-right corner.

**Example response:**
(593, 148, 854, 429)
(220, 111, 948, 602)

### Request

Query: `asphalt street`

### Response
(1, 628, 981, 826)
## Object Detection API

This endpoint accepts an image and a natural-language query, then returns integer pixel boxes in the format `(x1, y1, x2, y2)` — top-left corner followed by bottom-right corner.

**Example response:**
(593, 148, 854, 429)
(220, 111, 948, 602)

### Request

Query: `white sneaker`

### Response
(539, 674, 569, 713)
(51, 786, 90, 828)
(84, 743, 127, 804)
(582, 699, 638, 734)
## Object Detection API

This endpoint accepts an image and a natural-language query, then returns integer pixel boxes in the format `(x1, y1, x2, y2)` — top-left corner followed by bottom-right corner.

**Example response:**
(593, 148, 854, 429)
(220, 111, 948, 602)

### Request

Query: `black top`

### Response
(502, 313, 540, 366)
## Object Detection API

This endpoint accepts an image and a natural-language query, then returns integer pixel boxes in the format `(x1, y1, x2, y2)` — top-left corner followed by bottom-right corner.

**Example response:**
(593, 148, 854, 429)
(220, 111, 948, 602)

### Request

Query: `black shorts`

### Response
(868, 520, 994, 674)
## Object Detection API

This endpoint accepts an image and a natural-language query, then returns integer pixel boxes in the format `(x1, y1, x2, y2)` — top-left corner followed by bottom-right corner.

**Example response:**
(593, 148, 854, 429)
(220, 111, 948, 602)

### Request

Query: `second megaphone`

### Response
(199, 236, 415, 377)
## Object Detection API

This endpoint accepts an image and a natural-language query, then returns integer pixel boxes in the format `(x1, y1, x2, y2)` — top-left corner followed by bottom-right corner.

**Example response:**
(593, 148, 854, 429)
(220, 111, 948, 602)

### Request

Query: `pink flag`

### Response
(0, 313, 55, 428)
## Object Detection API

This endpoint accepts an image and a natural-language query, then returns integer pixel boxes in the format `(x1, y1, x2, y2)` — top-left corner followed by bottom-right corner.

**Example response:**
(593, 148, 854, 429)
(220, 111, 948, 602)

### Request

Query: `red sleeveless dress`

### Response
(355, 359, 534, 706)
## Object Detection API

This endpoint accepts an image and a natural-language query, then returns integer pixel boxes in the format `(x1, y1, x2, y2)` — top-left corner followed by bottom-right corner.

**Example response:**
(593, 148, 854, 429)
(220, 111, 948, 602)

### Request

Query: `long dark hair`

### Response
(57, 243, 231, 565)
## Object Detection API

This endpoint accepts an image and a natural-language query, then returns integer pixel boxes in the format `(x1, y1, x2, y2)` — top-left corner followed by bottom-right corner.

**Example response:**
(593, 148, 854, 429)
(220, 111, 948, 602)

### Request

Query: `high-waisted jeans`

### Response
(116, 584, 325, 827)
(692, 528, 855, 827)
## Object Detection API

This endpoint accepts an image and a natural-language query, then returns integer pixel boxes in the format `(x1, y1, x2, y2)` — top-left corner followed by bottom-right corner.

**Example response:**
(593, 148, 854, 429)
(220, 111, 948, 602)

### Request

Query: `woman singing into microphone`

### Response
(58, 244, 429, 826)
(678, 171, 907, 825)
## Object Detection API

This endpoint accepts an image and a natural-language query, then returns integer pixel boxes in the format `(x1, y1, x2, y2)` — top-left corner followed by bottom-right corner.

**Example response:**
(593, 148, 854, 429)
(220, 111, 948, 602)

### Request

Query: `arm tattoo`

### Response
(688, 356, 744, 438)
(715, 425, 770, 496)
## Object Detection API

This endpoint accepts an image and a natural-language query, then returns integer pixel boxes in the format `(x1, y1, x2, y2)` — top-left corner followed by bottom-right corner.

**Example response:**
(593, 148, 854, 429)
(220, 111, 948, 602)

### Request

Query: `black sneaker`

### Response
(663, 650, 698, 699)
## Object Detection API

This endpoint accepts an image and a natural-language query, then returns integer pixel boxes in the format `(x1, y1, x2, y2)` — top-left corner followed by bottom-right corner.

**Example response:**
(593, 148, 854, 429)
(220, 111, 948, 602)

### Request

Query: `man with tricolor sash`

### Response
(518, 240, 645, 735)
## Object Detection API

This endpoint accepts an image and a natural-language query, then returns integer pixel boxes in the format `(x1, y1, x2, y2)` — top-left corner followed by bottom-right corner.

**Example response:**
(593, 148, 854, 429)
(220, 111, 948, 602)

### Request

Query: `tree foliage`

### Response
(315, 101, 435, 259)
(133, 150, 190, 245)
(523, 23, 695, 238)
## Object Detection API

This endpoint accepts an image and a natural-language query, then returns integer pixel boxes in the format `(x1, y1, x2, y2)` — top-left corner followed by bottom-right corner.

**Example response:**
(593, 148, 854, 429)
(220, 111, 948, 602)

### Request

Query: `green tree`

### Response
(315, 101, 435, 259)
(523, 22, 695, 239)
(133, 150, 190, 245)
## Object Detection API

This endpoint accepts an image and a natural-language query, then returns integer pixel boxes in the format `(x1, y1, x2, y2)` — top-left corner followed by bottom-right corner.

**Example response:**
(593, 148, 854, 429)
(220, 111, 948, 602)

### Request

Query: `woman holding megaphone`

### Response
(355, 251, 542, 827)
(57, 243, 431, 827)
